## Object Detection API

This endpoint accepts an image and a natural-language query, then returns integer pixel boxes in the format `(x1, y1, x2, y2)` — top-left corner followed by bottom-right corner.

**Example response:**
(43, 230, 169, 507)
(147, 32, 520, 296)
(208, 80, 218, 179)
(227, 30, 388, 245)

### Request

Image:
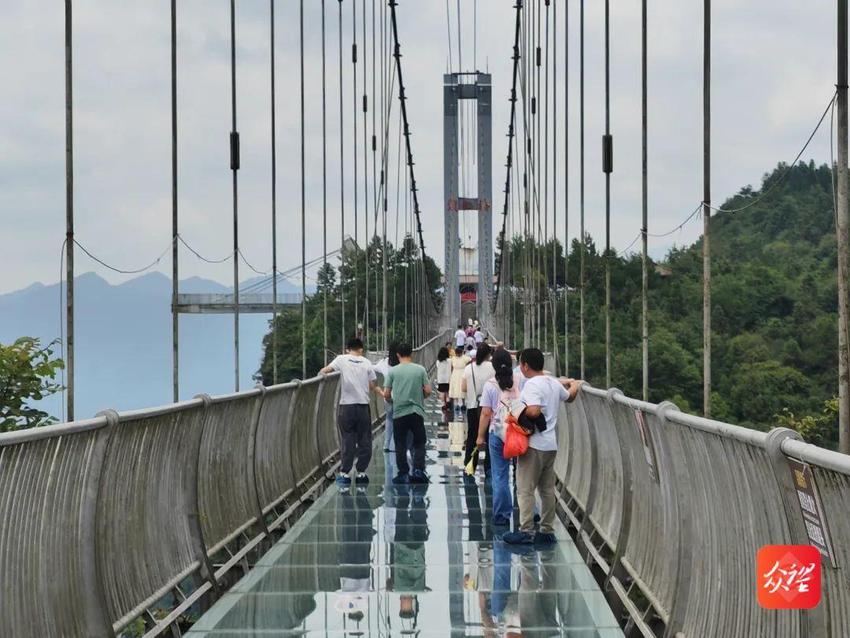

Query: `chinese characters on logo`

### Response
(757, 545, 821, 609)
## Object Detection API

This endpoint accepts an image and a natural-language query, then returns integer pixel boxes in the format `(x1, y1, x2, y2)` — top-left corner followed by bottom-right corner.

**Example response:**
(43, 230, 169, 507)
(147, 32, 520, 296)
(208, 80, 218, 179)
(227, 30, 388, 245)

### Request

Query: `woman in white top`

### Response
(475, 348, 521, 525)
(435, 346, 452, 409)
(448, 347, 470, 401)
(461, 343, 494, 471)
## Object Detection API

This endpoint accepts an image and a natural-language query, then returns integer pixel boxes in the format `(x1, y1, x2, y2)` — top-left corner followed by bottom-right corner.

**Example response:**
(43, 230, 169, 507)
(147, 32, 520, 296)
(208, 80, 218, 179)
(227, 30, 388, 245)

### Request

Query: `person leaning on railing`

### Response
(320, 337, 384, 488)
(503, 348, 582, 546)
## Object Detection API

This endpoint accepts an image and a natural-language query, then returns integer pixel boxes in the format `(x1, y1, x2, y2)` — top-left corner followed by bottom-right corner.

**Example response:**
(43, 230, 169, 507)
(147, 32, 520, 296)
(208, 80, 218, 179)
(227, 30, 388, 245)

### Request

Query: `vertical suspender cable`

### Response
(521, 2, 530, 347)
(641, 0, 649, 401)
(544, 0, 550, 355)
(370, 0, 377, 349)
(64, 0, 75, 421)
(563, 0, 569, 377)
(362, 0, 370, 348)
(837, 0, 850, 453)
(532, 0, 538, 344)
(603, 0, 611, 388)
(270, 0, 278, 384)
(338, 0, 346, 350)
(300, 0, 307, 378)
(702, 0, 711, 415)
(392, 109, 402, 341)
(322, 0, 329, 365)
(381, 0, 389, 349)
(229, 0, 241, 391)
(171, 0, 179, 399)
(352, 0, 359, 339)
(579, 0, 585, 379)
(551, 0, 558, 369)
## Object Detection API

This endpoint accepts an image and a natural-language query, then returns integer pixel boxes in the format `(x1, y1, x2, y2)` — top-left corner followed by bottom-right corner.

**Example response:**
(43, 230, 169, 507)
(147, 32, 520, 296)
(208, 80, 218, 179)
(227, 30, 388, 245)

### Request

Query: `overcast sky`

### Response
(0, 0, 838, 295)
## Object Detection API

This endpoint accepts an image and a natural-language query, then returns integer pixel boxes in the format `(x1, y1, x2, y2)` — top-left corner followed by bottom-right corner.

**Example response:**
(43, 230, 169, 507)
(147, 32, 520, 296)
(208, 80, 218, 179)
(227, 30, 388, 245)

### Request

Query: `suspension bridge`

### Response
(3, 0, 850, 636)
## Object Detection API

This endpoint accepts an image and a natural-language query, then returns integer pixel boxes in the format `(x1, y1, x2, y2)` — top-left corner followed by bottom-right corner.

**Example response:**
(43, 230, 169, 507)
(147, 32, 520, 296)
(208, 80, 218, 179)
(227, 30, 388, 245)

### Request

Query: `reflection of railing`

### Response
(0, 332, 442, 637)
(557, 384, 850, 637)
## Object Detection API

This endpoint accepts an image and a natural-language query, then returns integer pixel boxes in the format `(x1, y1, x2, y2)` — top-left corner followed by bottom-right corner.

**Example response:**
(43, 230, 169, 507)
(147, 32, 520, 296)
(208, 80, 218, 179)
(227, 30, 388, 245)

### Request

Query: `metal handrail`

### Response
(0, 336, 440, 637)
(557, 384, 849, 637)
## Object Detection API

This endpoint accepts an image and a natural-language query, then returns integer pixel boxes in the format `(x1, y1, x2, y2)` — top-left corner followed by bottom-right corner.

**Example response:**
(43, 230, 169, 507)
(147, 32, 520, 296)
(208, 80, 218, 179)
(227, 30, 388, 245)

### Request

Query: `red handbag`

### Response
(502, 413, 530, 459)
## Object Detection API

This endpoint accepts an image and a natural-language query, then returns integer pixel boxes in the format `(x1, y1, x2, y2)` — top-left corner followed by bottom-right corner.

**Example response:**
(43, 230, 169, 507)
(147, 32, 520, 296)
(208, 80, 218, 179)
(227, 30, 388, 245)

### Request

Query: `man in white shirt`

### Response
(503, 348, 581, 546)
(320, 337, 380, 486)
(454, 324, 467, 348)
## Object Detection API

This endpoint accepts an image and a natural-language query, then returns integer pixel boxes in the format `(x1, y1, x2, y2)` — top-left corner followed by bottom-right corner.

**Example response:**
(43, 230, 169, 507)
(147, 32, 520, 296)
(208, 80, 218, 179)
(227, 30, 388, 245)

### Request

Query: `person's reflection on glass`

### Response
(462, 469, 485, 542)
(518, 550, 558, 637)
(464, 540, 494, 635)
(398, 594, 419, 632)
(386, 483, 429, 632)
(337, 489, 375, 626)
(474, 540, 519, 636)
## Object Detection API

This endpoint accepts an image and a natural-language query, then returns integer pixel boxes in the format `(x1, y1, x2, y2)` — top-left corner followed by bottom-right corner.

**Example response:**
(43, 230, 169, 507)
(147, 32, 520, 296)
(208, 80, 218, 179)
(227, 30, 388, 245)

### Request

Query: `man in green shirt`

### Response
(384, 342, 432, 484)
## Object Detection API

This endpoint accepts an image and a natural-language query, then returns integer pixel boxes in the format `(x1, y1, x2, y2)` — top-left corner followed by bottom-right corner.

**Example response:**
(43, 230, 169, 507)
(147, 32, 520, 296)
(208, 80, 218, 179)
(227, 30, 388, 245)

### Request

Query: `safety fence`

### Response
(0, 330, 448, 638)
(556, 385, 850, 638)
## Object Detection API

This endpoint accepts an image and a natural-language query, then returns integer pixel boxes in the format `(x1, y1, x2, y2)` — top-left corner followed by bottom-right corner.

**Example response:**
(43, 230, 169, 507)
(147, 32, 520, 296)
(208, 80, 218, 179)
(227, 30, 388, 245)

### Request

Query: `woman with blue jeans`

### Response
(475, 348, 521, 526)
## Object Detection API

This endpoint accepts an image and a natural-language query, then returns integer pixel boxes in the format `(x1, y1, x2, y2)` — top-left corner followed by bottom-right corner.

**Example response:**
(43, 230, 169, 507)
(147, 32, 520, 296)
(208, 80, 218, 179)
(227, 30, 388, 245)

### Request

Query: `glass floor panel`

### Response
(189, 395, 623, 637)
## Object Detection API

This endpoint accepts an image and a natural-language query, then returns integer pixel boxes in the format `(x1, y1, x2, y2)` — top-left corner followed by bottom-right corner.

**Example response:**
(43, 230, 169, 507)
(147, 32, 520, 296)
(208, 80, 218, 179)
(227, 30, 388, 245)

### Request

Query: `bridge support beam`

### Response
(443, 72, 493, 328)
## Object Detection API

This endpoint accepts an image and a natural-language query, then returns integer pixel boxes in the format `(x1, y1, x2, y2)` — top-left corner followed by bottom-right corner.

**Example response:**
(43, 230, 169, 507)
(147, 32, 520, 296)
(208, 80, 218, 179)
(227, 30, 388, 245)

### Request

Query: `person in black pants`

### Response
(320, 337, 383, 486)
(383, 343, 432, 484)
(462, 343, 494, 473)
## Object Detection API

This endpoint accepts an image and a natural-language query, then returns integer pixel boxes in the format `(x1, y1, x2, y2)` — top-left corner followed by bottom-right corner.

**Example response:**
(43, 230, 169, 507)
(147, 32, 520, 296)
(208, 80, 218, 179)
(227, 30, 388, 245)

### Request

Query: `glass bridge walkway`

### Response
(187, 393, 623, 637)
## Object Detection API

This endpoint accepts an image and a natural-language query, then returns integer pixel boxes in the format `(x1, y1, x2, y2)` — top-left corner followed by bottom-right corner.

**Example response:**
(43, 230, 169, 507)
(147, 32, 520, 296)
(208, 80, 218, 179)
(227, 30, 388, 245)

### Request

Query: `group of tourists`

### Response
(447, 342, 581, 545)
(320, 337, 432, 487)
(322, 330, 582, 547)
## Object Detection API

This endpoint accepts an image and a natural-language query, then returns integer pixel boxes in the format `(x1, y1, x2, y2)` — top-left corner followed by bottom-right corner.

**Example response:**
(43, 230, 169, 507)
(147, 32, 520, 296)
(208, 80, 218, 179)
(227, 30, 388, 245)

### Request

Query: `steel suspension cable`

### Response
(229, 0, 240, 391)
(551, 0, 559, 369)
(604, 0, 611, 387)
(641, 0, 649, 400)
(362, 0, 370, 349)
(338, 0, 346, 350)
(492, 0, 522, 318)
(389, 0, 441, 322)
(544, 0, 551, 355)
(579, 0, 585, 378)
(352, 0, 359, 340)
(300, 0, 307, 378)
(562, 0, 569, 376)
(536, 0, 542, 348)
(270, 0, 278, 384)
(171, 0, 179, 400)
(322, 0, 329, 366)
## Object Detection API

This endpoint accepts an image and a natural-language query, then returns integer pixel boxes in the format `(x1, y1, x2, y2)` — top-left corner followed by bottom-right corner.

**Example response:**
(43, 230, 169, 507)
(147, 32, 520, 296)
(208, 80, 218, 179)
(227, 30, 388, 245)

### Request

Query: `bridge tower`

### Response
(443, 72, 492, 327)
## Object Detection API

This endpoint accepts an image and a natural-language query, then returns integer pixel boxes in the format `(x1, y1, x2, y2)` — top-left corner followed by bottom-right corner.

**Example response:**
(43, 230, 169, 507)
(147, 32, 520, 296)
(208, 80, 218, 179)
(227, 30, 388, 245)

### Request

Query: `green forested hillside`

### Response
(258, 162, 841, 447)
(526, 161, 838, 446)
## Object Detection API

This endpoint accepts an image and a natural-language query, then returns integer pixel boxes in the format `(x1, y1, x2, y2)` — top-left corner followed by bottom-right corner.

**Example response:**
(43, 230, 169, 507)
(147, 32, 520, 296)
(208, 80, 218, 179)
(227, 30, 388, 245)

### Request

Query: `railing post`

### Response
(603, 388, 633, 589)
(248, 386, 271, 537)
(576, 389, 604, 547)
(191, 394, 222, 595)
(655, 400, 691, 637)
(85, 410, 118, 637)
(765, 427, 824, 638)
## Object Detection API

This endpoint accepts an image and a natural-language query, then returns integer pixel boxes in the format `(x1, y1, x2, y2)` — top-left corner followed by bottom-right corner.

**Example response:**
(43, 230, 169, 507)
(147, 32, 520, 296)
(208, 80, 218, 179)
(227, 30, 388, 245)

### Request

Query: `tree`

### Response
(0, 337, 64, 432)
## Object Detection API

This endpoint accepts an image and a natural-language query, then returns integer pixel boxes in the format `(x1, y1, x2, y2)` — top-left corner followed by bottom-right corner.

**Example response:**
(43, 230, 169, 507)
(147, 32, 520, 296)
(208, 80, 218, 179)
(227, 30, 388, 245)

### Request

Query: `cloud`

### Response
(0, 0, 839, 294)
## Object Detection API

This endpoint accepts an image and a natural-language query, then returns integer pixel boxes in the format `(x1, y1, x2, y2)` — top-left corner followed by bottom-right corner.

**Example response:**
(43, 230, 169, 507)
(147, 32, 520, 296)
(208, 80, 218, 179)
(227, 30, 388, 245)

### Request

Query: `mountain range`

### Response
(0, 271, 305, 420)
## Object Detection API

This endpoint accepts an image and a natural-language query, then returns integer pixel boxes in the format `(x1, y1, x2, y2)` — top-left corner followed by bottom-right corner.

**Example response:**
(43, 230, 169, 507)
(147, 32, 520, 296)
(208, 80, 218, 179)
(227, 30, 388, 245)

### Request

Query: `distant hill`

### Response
(0, 271, 305, 420)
